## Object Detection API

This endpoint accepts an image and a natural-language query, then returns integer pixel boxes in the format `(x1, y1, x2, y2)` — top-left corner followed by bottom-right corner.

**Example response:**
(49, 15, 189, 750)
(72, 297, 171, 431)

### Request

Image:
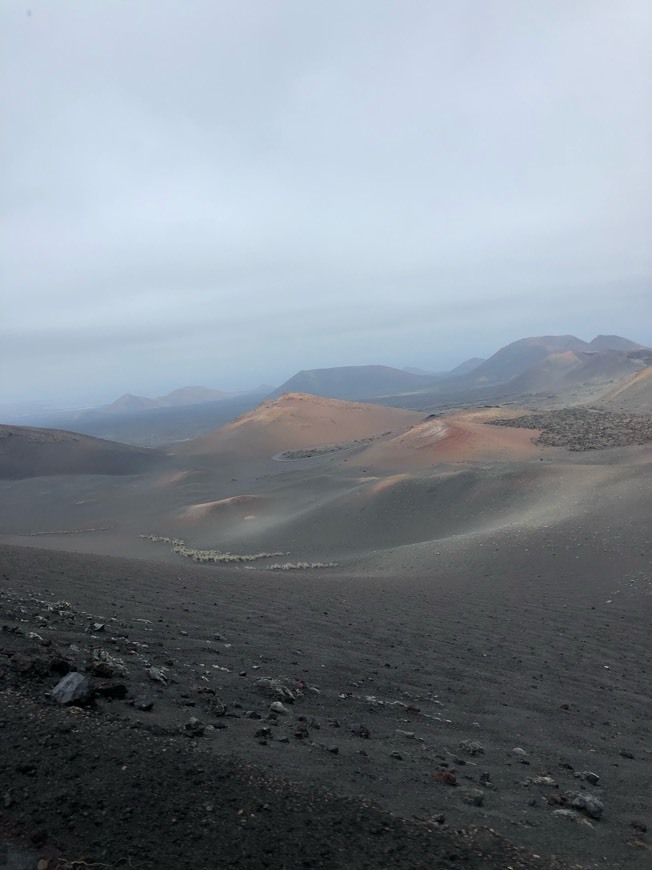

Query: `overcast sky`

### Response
(2, 0, 651, 406)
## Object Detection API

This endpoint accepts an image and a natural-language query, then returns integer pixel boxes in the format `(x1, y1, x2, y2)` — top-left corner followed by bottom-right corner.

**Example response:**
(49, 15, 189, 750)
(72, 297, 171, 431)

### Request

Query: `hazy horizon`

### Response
(2, 1, 651, 407)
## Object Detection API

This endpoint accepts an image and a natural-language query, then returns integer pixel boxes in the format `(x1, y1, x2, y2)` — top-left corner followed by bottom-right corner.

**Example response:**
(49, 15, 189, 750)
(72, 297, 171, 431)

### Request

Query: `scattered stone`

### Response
(85, 622, 105, 634)
(552, 809, 577, 821)
(527, 798, 537, 807)
(146, 667, 167, 685)
(214, 632, 227, 642)
(277, 736, 289, 744)
(459, 740, 484, 757)
(350, 723, 370, 738)
(461, 788, 484, 807)
(568, 792, 604, 820)
(179, 630, 188, 636)
(51, 673, 93, 706)
(479, 772, 493, 788)
(269, 701, 288, 715)
(630, 820, 647, 834)
(93, 648, 128, 677)
(390, 752, 403, 760)
(432, 770, 457, 786)
(326, 745, 339, 754)
(327, 718, 340, 728)
(184, 718, 205, 737)
(531, 776, 557, 787)
(620, 749, 635, 759)
(204, 698, 226, 717)
(577, 771, 601, 786)
(254, 677, 295, 703)
(255, 727, 271, 739)
(243, 711, 262, 720)
(133, 696, 154, 711)
(396, 729, 415, 739)
(512, 747, 528, 757)
(434, 814, 446, 824)
(294, 724, 309, 739)
(94, 681, 128, 700)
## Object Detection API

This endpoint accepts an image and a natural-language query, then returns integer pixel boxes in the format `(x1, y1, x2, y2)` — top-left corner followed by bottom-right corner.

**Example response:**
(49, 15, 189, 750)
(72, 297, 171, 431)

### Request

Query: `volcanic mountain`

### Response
(271, 365, 438, 400)
(176, 393, 424, 460)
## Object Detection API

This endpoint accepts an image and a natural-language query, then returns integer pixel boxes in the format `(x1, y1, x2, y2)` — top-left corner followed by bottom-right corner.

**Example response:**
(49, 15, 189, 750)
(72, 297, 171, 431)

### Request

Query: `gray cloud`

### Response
(2, 0, 651, 405)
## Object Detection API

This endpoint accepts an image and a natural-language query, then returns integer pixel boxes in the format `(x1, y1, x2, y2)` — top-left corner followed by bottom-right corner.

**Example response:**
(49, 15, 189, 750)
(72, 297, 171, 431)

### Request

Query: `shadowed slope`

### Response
(595, 366, 652, 413)
(0, 424, 164, 479)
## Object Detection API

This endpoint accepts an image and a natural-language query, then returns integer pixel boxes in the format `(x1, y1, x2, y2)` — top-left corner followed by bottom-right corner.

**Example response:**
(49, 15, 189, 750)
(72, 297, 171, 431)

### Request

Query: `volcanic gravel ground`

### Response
(0, 530, 650, 869)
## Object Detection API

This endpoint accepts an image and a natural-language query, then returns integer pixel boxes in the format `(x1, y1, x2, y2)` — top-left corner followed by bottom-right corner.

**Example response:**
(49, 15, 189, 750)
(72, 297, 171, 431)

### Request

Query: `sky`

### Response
(2, 0, 651, 407)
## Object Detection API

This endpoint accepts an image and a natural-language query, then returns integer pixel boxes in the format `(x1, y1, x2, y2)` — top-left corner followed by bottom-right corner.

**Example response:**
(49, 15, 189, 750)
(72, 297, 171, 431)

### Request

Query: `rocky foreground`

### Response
(0, 593, 574, 870)
(1, 537, 650, 869)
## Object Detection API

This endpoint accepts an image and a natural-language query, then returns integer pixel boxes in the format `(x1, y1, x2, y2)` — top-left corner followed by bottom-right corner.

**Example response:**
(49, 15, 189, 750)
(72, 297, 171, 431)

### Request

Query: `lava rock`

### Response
(350, 723, 370, 738)
(568, 792, 604, 820)
(184, 718, 205, 737)
(269, 701, 289, 715)
(51, 672, 93, 706)
(205, 698, 226, 717)
(254, 677, 295, 703)
(459, 740, 484, 756)
(461, 788, 484, 807)
(432, 770, 457, 786)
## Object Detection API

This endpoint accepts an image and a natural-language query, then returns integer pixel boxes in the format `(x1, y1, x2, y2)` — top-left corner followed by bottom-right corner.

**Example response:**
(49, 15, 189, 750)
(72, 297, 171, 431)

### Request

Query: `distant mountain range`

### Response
(4, 334, 650, 446)
(101, 386, 235, 414)
(271, 336, 650, 404)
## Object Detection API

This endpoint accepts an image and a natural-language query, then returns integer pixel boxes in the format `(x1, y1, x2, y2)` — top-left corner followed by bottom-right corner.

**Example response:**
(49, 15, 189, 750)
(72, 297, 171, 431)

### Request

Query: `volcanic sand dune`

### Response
(178, 494, 268, 522)
(175, 393, 423, 460)
(253, 464, 611, 562)
(0, 401, 632, 572)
